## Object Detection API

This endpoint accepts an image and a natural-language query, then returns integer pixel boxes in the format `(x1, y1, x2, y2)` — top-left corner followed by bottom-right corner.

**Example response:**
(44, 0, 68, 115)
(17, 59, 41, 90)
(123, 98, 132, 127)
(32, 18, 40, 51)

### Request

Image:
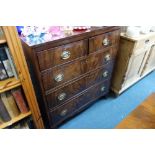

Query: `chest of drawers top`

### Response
(21, 27, 120, 51)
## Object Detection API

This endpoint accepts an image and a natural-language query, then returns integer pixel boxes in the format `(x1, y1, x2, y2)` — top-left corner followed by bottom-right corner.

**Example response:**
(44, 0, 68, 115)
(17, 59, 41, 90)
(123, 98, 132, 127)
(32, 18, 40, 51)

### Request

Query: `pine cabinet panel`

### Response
(112, 32, 155, 95)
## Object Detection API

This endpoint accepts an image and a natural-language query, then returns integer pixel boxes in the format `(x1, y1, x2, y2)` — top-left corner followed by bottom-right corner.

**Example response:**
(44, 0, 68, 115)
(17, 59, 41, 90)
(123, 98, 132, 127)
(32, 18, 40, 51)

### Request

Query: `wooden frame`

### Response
(2, 26, 44, 128)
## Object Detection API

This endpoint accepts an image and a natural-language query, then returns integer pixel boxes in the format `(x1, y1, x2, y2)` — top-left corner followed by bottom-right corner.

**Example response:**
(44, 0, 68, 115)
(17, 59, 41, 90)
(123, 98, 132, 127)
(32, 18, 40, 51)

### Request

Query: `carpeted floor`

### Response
(59, 71, 155, 129)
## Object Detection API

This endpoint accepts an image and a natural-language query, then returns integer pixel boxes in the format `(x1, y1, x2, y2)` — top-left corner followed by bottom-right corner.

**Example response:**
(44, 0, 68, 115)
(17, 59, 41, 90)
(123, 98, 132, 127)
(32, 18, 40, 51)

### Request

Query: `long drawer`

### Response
(41, 47, 115, 90)
(46, 63, 114, 109)
(37, 39, 88, 71)
(49, 79, 110, 126)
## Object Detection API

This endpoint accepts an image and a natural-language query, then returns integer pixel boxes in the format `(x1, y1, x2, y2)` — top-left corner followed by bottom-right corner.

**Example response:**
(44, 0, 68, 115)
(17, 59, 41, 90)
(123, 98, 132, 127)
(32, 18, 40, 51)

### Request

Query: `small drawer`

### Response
(41, 59, 86, 90)
(89, 30, 120, 53)
(49, 80, 110, 126)
(37, 39, 87, 71)
(46, 64, 113, 109)
(134, 36, 155, 50)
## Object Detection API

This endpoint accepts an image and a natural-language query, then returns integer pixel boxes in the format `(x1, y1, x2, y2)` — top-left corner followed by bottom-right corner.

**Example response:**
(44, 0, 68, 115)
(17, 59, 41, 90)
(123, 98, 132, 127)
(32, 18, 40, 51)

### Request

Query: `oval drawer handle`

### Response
(104, 54, 111, 61)
(103, 38, 110, 46)
(60, 109, 68, 116)
(61, 51, 71, 60)
(102, 71, 108, 78)
(54, 73, 64, 82)
(101, 86, 106, 92)
(58, 93, 67, 101)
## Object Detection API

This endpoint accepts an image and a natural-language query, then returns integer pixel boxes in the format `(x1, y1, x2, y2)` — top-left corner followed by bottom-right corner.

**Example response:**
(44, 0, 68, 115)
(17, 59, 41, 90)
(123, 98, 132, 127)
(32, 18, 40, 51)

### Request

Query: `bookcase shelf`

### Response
(0, 111, 31, 129)
(0, 27, 44, 129)
(0, 77, 21, 94)
(0, 39, 7, 44)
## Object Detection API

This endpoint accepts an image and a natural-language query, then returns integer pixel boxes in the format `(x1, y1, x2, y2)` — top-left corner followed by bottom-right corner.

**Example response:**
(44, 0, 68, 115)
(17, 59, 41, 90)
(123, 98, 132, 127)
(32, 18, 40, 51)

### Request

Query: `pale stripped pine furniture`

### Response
(111, 32, 155, 95)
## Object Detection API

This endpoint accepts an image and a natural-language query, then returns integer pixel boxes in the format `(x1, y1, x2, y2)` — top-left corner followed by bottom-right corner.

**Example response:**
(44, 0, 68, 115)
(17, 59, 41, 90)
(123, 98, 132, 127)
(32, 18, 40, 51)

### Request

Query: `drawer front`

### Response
(49, 99, 76, 125)
(41, 47, 116, 90)
(46, 64, 113, 109)
(41, 59, 85, 90)
(86, 47, 116, 72)
(46, 76, 86, 109)
(135, 35, 155, 50)
(76, 79, 110, 108)
(89, 30, 120, 53)
(49, 80, 110, 126)
(37, 39, 87, 71)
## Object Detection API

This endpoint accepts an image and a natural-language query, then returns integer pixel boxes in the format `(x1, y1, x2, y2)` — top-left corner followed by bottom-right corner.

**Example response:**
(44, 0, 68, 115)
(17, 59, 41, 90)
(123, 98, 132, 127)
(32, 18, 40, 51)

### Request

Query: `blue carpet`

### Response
(59, 71, 155, 129)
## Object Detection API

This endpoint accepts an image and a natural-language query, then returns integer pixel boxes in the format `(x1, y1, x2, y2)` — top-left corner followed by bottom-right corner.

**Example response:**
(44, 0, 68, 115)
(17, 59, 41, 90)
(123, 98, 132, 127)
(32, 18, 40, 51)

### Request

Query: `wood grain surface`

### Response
(116, 93, 155, 129)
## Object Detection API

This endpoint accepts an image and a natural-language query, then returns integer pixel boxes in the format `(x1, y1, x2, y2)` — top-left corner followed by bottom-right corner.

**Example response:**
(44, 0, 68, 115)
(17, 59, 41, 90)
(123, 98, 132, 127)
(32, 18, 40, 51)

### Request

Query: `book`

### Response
(11, 88, 29, 113)
(0, 46, 14, 78)
(0, 96, 11, 122)
(0, 60, 8, 80)
(4, 46, 18, 79)
(1, 92, 20, 119)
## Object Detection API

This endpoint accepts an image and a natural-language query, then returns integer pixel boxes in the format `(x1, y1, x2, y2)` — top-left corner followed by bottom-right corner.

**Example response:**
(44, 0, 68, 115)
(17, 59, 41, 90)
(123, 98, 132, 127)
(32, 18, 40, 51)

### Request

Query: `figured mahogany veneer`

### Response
(37, 39, 88, 71)
(116, 93, 155, 129)
(49, 80, 111, 126)
(89, 30, 120, 53)
(21, 27, 120, 128)
(46, 63, 114, 109)
(41, 47, 116, 90)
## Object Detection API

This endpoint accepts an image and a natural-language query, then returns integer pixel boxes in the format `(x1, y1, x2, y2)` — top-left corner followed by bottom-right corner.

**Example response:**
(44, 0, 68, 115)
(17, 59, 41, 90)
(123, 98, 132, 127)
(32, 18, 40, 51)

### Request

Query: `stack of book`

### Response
(0, 88, 29, 124)
(0, 45, 18, 80)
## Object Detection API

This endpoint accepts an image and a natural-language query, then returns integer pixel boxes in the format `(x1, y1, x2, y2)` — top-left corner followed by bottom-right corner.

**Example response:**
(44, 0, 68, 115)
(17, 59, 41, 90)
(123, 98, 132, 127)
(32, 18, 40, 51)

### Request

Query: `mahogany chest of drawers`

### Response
(21, 27, 120, 128)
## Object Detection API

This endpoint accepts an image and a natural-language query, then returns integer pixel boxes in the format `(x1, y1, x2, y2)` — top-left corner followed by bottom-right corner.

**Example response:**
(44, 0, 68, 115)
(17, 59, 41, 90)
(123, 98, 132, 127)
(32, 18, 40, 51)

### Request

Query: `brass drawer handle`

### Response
(58, 93, 66, 101)
(54, 73, 64, 82)
(104, 54, 111, 61)
(101, 86, 105, 92)
(61, 51, 71, 60)
(102, 71, 108, 78)
(60, 109, 68, 116)
(103, 38, 110, 46)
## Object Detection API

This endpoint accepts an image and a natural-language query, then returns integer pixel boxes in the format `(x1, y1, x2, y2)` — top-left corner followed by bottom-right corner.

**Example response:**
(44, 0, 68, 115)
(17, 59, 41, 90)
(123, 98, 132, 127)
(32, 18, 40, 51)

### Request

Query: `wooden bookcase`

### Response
(0, 26, 44, 129)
